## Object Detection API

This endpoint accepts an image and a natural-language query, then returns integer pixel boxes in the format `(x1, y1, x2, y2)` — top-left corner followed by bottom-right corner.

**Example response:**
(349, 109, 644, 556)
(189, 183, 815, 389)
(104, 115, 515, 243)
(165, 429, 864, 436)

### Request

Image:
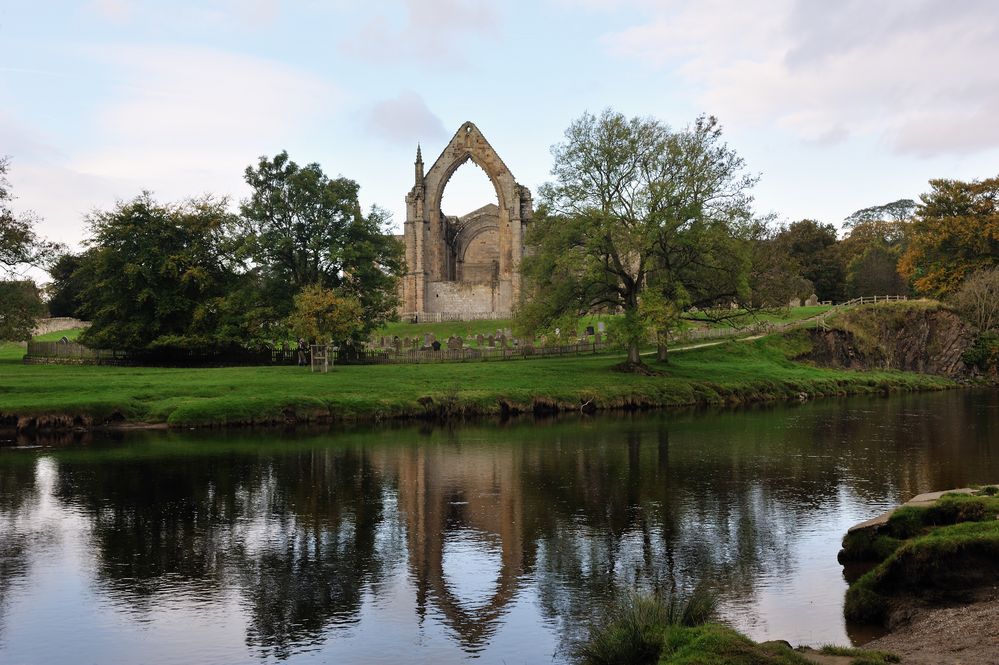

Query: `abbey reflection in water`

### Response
(1, 390, 997, 663)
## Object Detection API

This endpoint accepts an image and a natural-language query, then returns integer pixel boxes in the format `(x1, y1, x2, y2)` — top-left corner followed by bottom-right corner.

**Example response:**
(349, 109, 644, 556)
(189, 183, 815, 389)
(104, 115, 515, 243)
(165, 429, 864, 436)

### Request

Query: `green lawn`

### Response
(0, 330, 952, 428)
(375, 306, 834, 345)
(32, 327, 87, 342)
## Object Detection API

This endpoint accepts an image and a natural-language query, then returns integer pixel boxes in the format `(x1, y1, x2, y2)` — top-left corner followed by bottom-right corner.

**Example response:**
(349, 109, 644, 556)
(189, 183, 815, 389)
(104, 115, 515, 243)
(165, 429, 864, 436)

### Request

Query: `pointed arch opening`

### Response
(440, 159, 501, 283)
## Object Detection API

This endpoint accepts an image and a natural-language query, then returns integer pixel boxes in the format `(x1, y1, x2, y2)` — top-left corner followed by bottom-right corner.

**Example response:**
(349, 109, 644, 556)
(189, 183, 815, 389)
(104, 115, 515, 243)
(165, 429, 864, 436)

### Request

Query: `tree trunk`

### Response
(627, 341, 642, 365)
(656, 331, 669, 362)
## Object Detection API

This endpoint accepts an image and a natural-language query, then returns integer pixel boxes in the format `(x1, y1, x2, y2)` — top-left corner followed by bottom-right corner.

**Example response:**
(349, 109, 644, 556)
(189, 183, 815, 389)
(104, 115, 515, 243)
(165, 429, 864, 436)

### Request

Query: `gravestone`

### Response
(476, 333, 485, 346)
(805, 293, 819, 307)
(424, 333, 432, 347)
(499, 334, 508, 348)
(585, 325, 595, 336)
(431, 340, 441, 351)
(788, 297, 801, 308)
(597, 321, 606, 333)
(394, 336, 402, 352)
(487, 334, 495, 347)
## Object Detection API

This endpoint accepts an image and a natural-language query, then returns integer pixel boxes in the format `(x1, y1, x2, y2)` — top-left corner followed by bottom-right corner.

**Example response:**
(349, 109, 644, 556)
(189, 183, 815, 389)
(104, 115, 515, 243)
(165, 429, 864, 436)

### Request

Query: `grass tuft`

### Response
(577, 587, 718, 665)
(817, 644, 900, 665)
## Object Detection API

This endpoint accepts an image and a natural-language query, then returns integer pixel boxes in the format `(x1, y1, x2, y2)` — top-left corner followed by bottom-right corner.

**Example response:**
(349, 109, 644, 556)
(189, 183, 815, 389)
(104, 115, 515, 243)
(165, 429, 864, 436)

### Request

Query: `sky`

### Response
(3, 0, 999, 255)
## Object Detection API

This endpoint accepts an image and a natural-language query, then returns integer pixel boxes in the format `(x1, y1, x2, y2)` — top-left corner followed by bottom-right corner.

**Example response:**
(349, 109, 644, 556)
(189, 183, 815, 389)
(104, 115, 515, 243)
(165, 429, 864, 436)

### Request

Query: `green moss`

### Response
(844, 521, 999, 624)
(659, 624, 811, 664)
(840, 529, 903, 562)
(817, 645, 900, 665)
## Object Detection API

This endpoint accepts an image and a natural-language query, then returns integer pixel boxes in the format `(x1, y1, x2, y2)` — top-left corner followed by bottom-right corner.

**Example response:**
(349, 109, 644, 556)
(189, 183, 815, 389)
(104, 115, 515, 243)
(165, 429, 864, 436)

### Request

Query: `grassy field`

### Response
(0, 328, 952, 429)
(375, 306, 834, 343)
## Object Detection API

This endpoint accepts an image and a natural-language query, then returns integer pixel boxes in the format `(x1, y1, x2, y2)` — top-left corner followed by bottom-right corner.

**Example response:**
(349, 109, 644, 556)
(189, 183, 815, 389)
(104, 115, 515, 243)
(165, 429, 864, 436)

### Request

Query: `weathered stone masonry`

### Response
(399, 122, 533, 319)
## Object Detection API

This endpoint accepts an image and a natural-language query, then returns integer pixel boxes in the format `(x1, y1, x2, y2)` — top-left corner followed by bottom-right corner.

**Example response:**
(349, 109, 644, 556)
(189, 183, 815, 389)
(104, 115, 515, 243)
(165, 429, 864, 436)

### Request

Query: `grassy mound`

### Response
(843, 490, 999, 624)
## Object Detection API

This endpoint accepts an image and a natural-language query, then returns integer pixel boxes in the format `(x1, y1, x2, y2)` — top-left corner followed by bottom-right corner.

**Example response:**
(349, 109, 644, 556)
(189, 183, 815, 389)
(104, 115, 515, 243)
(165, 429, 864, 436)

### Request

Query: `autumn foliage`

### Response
(900, 176, 999, 295)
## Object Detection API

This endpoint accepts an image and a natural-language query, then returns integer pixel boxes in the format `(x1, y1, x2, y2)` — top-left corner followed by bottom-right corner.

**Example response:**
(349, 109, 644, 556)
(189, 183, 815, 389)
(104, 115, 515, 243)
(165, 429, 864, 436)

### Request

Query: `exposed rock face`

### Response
(803, 306, 977, 378)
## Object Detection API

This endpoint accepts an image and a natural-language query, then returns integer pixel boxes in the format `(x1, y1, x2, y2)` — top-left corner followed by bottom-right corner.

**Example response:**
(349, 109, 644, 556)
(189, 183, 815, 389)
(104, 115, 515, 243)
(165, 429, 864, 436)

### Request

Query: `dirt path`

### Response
(864, 592, 999, 664)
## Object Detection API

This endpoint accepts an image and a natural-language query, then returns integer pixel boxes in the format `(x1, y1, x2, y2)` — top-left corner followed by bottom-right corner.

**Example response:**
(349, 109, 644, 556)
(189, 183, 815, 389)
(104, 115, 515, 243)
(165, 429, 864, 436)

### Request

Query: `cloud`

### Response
(593, 0, 999, 156)
(1, 44, 339, 246)
(89, 0, 133, 23)
(75, 43, 337, 190)
(364, 91, 447, 145)
(341, 0, 501, 67)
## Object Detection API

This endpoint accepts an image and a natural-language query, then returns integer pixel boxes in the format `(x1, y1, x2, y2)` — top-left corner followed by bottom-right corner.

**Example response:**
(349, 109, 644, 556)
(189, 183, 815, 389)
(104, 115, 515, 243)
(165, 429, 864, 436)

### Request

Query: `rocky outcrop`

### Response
(802, 305, 978, 378)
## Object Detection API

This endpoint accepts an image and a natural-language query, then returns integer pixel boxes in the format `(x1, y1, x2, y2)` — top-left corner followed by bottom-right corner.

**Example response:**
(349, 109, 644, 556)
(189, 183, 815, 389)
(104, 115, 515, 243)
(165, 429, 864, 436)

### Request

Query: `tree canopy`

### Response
(1, 157, 59, 275)
(772, 219, 844, 302)
(517, 110, 759, 365)
(1, 156, 54, 341)
(239, 151, 403, 332)
(287, 284, 365, 345)
(900, 176, 999, 295)
(77, 193, 243, 350)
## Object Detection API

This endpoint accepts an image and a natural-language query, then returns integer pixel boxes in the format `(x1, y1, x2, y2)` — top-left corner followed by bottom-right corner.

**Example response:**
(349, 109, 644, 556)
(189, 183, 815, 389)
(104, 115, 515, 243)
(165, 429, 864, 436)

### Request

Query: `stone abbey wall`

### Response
(400, 122, 532, 319)
(424, 282, 506, 315)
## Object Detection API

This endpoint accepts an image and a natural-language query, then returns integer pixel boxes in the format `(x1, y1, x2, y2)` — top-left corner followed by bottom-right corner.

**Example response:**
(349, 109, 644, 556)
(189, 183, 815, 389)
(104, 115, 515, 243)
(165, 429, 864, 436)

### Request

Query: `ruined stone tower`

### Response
(400, 122, 533, 320)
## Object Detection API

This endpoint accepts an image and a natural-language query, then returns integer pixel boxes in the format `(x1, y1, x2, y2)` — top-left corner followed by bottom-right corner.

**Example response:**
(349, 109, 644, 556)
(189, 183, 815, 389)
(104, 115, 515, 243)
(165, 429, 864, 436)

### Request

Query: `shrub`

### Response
(577, 587, 718, 665)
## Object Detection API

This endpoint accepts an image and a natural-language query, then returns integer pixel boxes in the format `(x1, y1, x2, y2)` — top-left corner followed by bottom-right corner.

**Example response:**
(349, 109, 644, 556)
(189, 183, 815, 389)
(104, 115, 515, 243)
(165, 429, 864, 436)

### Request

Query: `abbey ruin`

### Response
(399, 122, 533, 320)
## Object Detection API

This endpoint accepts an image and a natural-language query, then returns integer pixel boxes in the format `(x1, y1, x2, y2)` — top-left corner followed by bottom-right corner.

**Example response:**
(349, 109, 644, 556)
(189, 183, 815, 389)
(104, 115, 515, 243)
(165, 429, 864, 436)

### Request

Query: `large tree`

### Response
(0, 280, 46, 342)
(838, 201, 912, 298)
(518, 111, 758, 366)
(772, 219, 845, 302)
(46, 252, 88, 318)
(1, 157, 58, 274)
(1, 156, 57, 341)
(899, 176, 999, 296)
(77, 193, 243, 350)
(239, 151, 403, 332)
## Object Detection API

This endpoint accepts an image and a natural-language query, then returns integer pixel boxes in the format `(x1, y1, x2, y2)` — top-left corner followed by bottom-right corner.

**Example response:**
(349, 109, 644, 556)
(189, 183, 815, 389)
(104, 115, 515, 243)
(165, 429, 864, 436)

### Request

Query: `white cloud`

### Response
(364, 91, 447, 144)
(341, 0, 501, 67)
(594, 0, 999, 156)
(75, 43, 337, 193)
(1, 44, 339, 246)
(89, 0, 133, 23)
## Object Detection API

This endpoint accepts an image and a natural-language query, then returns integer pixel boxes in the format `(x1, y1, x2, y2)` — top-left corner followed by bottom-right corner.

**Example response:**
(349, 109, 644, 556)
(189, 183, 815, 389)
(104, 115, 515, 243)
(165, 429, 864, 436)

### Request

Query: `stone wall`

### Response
(425, 281, 500, 315)
(33, 317, 90, 337)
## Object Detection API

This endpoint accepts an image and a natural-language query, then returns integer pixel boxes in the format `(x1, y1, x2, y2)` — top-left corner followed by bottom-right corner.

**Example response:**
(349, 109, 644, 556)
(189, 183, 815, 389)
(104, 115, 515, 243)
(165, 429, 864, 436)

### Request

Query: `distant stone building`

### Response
(399, 122, 533, 320)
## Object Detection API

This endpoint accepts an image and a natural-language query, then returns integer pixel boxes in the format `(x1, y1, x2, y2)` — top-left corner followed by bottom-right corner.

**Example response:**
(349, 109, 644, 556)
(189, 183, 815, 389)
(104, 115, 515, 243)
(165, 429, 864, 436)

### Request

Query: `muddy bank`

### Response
(864, 591, 999, 665)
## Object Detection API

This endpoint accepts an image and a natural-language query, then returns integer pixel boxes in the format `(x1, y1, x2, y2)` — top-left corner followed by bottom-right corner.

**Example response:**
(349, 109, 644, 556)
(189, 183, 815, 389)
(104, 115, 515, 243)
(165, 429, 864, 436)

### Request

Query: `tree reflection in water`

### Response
(0, 389, 996, 662)
(0, 456, 37, 648)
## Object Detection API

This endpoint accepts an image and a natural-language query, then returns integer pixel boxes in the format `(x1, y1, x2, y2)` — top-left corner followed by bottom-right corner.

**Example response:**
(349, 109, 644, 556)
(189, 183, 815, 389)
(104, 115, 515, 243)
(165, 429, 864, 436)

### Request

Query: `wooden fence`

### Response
(333, 341, 612, 365)
(22, 295, 911, 367)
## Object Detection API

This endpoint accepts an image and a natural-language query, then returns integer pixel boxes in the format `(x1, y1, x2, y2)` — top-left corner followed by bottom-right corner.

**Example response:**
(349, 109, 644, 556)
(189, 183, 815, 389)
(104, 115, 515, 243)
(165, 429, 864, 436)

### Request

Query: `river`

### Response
(1, 390, 997, 664)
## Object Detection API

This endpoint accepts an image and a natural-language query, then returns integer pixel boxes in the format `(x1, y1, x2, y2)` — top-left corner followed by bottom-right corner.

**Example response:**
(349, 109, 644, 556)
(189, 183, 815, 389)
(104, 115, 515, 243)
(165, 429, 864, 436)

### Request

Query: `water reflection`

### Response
(0, 390, 996, 663)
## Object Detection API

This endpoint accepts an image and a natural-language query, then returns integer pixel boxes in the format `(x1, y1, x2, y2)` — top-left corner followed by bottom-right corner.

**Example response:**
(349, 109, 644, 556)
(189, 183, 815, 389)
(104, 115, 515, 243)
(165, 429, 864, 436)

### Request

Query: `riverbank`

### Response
(0, 331, 955, 432)
(840, 487, 999, 665)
